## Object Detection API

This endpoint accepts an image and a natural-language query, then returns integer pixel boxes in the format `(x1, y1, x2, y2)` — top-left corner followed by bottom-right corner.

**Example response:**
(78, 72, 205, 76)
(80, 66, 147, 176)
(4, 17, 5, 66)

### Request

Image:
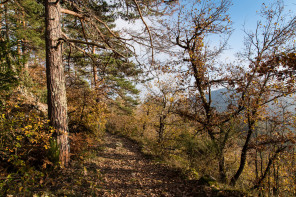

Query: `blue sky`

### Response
(115, 0, 296, 98)
(227, 0, 296, 57)
(115, 0, 296, 62)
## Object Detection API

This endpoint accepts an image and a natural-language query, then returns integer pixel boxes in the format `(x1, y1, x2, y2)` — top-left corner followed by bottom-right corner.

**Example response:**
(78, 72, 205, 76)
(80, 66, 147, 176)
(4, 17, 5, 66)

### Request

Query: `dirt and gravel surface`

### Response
(48, 132, 246, 196)
(94, 132, 217, 197)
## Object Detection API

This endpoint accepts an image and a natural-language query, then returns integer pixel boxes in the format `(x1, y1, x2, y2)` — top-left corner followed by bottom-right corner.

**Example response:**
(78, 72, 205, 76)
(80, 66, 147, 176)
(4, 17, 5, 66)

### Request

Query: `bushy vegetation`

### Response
(0, 98, 51, 195)
(0, 71, 107, 195)
(107, 95, 296, 196)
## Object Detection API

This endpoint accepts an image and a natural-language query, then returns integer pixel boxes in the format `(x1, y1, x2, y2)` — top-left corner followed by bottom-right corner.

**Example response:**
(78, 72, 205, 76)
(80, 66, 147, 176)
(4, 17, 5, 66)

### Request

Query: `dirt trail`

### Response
(44, 132, 244, 196)
(95, 132, 207, 197)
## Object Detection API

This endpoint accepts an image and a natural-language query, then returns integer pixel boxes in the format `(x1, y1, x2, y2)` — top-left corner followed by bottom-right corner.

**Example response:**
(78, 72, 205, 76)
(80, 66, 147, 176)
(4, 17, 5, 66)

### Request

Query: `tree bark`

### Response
(158, 115, 166, 143)
(230, 121, 254, 186)
(92, 46, 98, 88)
(45, 0, 70, 167)
(218, 152, 227, 183)
(21, 13, 29, 71)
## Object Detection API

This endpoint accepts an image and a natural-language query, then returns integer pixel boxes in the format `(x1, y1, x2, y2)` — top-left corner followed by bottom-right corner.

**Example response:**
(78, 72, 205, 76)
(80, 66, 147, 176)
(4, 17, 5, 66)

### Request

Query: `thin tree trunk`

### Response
(252, 148, 285, 190)
(92, 46, 98, 88)
(4, 3, 11, 70)
(0, 4, 3, 70)
(230, 120, 254, 186)
(22, 12, 29, 71)
(16, 14, 22, 67)
(45, 0, 70, 167)
(4, 3, 8, 43)
(142, 108, 149, 137)
(218, 127, 230, 183)
(218, 152, 227, 183)
(0, 5, 2, 42)
(158, 115, 166, 143)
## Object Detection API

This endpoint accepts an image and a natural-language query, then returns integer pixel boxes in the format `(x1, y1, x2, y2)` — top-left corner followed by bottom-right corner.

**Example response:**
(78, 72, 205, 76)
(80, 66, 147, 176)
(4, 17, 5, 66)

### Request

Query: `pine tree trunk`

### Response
(45, 0, 70, 167)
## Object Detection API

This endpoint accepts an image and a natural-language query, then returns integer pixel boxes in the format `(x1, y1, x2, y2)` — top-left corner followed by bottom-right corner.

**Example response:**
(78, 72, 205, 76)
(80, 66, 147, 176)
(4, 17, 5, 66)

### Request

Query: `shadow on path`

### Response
(95, 132, 211, 197)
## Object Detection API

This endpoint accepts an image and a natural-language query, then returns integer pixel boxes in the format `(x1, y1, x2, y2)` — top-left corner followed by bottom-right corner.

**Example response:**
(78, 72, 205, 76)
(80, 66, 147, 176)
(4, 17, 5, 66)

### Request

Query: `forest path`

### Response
(94, 132, 206, 197)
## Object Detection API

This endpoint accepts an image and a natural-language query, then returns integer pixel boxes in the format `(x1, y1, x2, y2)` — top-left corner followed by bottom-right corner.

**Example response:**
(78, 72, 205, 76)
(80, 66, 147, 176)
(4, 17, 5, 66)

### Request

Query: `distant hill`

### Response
(208, 88, 230, 112)
(208, 88, 296, 114)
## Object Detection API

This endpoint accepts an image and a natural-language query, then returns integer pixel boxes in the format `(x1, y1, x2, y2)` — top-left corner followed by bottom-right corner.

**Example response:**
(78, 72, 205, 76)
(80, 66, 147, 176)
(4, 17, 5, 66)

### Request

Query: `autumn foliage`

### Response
(0, 0, 296, 196)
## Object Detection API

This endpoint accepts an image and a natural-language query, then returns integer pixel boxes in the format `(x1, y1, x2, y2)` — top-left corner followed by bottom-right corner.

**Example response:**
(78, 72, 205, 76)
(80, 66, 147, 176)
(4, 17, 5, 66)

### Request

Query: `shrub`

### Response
(0, 102, 53, 195)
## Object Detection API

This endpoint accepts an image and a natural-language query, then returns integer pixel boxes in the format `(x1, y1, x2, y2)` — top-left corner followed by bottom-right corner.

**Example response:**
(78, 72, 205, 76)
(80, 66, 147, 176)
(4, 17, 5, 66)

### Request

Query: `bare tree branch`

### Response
(132, 0, 155, 64)
(61, 33, 106, 49)
(61, 8, 84, 18)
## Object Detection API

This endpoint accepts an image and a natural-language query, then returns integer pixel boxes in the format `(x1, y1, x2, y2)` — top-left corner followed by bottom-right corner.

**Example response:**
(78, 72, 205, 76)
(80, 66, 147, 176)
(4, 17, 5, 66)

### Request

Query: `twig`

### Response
(132, 0, 155, 64)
